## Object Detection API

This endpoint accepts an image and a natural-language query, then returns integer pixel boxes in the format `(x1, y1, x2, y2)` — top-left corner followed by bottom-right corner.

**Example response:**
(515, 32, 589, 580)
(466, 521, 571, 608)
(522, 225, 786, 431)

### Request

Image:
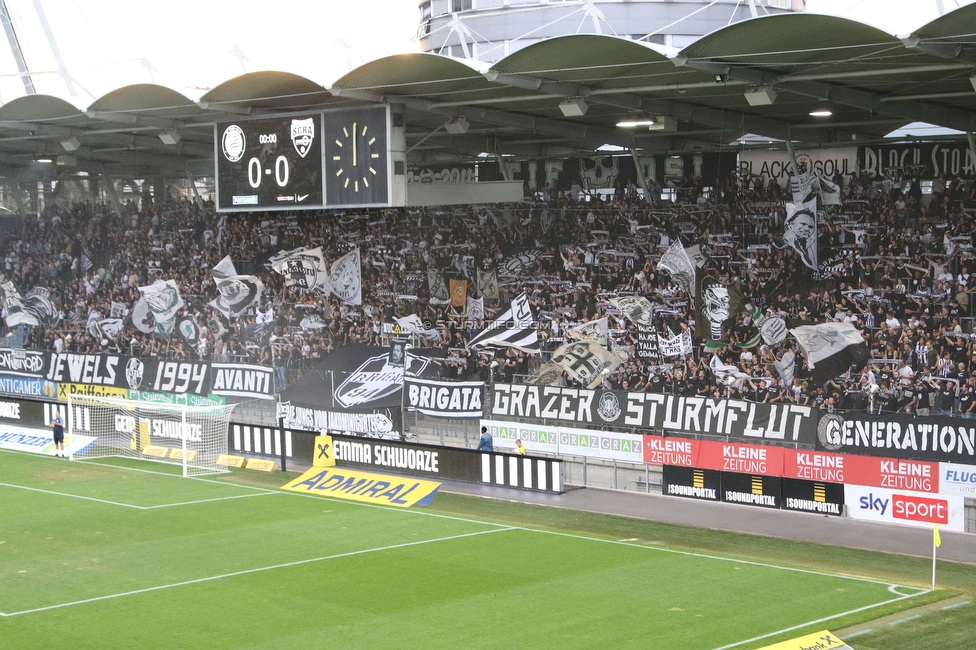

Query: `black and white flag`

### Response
(551, 340, 620, 389)
(270, 247, 331, 293)
(428, 268, 449, 302)
(476, 268, 499, 300)
(467, 292, 539, 353)
(178, 317, 200, 344)
(564, 317, 609, 346)
(328, 248, 362, 305)
(210, 273, 264, 319)
(790, 322, 869, 385)
(610, 296, 656, 327)
(784, 198, 819, 270)
(0, 280, 38, 327)
(657, 240, 697, 298)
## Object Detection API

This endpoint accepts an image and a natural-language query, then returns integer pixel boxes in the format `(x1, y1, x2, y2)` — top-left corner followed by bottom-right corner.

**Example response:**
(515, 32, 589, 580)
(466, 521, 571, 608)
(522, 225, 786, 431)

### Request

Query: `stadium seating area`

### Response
(3, 166, 976, 415)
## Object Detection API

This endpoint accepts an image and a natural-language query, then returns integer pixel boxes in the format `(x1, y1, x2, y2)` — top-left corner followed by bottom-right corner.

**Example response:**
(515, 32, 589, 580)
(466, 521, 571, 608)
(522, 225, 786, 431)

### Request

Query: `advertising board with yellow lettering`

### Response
(281, 467, 440, 507)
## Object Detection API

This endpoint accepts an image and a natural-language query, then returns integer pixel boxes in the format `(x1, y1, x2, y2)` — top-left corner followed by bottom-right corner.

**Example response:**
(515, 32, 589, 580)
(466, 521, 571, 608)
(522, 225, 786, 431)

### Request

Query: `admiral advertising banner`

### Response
(781, 478, 844, 516)
(491, 384, 817, 444)
(721, 471, 782, 509)
(281, 466, 440, 508)
(816, 411, 976, 464)
(403, 378, 484, 418)
(662, 465, 721, 502)
(331, 433, 482, 482)
(480, 419, 643, 463)
(845, 484, 965, 532)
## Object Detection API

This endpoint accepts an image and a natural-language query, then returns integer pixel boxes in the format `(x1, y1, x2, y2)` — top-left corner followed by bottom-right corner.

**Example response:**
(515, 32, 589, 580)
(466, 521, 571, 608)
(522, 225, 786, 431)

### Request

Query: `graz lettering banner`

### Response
(403, 378, 484, 418)
(816, 412, 976, 464)
(491, 383, 817, 444)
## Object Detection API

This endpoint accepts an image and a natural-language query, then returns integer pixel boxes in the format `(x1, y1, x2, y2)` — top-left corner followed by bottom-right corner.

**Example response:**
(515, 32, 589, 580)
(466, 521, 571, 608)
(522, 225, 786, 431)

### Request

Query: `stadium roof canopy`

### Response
(1, 6, 975, 183)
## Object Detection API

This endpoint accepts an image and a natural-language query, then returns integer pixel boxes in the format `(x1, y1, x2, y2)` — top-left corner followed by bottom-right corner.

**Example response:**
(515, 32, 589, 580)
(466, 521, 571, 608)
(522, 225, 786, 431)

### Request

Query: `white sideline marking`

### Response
(520, 527, 925, 590)
(710, 591, 925, 650)
(0, 482, 143, 509)
(0, 480, 276, 510)
(0, 527, 515, 617)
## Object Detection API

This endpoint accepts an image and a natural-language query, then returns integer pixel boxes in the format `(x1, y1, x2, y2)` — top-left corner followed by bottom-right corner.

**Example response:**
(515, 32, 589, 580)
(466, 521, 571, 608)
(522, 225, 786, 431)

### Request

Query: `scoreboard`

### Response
(215, 106, 393, 211)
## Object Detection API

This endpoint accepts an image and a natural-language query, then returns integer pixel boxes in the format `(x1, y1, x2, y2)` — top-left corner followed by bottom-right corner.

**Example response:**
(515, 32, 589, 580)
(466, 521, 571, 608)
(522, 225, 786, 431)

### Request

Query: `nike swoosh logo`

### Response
(297, 194, 309, 202)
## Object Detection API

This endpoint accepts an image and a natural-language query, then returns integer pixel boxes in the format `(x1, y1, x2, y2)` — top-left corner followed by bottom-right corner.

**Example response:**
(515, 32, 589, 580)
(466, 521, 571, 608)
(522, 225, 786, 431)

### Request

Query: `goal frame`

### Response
(66, 394, 235, 477)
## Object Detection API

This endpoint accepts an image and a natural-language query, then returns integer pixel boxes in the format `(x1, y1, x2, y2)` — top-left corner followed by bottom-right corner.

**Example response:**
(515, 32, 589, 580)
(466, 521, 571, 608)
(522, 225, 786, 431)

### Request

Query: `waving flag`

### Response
(784, 198, 819, 270)
(271, 247, 331, 293)
(790, 322, 869, 385)
(551, 340, 620, 388)
(467, 292, 539, 353)
(138, 279, 183, 323)
(328, 248, 362, 305)
(657, 240, 697, 298)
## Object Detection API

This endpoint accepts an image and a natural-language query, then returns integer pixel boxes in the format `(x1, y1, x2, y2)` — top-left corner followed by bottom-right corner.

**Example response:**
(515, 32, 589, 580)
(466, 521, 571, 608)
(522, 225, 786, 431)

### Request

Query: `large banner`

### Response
(816, 411, 976, 464)
(403, 378, 484, 418)
(276, 400, 403, 440)
(491, 384, 817, 444)
(859, 141, 975, 179)
(738, 148, 857, 185)
(0, 349, 275, 401)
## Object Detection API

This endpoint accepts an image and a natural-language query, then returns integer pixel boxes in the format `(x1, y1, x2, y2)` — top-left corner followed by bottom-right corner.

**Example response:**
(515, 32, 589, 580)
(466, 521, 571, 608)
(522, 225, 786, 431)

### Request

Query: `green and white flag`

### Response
(138, 279, 183, 323)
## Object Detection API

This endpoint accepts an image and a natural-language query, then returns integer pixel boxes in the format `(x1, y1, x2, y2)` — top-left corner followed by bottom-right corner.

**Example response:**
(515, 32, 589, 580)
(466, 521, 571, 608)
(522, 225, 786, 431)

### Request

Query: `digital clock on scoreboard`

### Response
(215, 113, 324, 211)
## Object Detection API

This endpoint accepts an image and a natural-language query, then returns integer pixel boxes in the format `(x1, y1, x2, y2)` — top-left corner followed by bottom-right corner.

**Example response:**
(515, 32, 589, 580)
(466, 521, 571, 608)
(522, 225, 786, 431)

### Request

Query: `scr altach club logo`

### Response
(291, 118, 315, 158)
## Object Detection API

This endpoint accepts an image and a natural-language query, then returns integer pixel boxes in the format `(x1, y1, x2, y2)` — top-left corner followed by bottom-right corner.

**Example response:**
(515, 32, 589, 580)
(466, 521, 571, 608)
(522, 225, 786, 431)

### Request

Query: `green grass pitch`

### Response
(0, 450, 929, 649)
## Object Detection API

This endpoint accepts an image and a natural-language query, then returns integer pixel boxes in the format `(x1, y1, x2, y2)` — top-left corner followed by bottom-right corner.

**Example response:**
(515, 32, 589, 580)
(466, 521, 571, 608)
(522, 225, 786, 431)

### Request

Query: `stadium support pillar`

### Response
(102, 178, 124, 217)
(629, 147, 650, 200)
(968, 132, 976, 172)
(784, 136, 799, 177)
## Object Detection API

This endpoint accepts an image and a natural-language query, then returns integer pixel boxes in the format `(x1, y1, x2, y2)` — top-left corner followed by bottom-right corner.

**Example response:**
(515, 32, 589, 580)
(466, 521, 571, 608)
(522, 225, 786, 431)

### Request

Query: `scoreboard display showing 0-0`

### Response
(215, 113, 324, 211)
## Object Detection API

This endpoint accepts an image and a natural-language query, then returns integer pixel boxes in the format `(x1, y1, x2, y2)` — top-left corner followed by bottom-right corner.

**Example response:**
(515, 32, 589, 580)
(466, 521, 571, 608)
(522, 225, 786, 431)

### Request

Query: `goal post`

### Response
(66, 394, 236, 476)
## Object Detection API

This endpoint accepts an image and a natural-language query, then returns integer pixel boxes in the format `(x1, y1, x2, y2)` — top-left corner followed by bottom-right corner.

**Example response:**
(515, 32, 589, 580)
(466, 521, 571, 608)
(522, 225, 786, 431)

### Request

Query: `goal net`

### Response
(67, 394, 236, 476)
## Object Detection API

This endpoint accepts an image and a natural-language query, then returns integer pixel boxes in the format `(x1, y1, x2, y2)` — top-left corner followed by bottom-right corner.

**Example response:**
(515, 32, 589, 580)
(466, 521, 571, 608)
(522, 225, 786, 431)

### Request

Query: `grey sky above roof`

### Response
(0, 6, 973, 182)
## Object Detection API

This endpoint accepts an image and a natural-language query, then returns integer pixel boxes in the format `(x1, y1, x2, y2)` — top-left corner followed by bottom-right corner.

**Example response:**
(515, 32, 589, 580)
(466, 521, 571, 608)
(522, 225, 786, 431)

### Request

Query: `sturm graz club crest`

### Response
(597, 392, 621, 422)
(221, 125, 246, 162)
(817, 413, 845, 451)
(125, 358, 145, 390)
(291, 118, 315, 158)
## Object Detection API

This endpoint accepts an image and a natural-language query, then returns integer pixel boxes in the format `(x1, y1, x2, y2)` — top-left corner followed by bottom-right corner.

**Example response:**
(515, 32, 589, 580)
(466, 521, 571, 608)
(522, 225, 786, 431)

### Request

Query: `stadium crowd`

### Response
(2, 164, 976, 416)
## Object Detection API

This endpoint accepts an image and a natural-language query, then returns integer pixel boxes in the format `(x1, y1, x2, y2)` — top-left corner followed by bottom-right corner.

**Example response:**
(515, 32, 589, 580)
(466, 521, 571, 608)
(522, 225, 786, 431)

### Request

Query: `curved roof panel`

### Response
(88, 84, 198, 119)
(0, 95, 85, 122)
(201, 71, 336, 111)
(679, 14, 913, 71)
(912, 3, 976, 41)
(489, 34, 679, 88)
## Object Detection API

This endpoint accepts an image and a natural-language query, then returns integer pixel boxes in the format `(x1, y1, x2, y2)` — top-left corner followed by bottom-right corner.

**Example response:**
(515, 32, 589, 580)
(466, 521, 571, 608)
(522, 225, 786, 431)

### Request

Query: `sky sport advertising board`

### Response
(844, 484, 965, 533)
